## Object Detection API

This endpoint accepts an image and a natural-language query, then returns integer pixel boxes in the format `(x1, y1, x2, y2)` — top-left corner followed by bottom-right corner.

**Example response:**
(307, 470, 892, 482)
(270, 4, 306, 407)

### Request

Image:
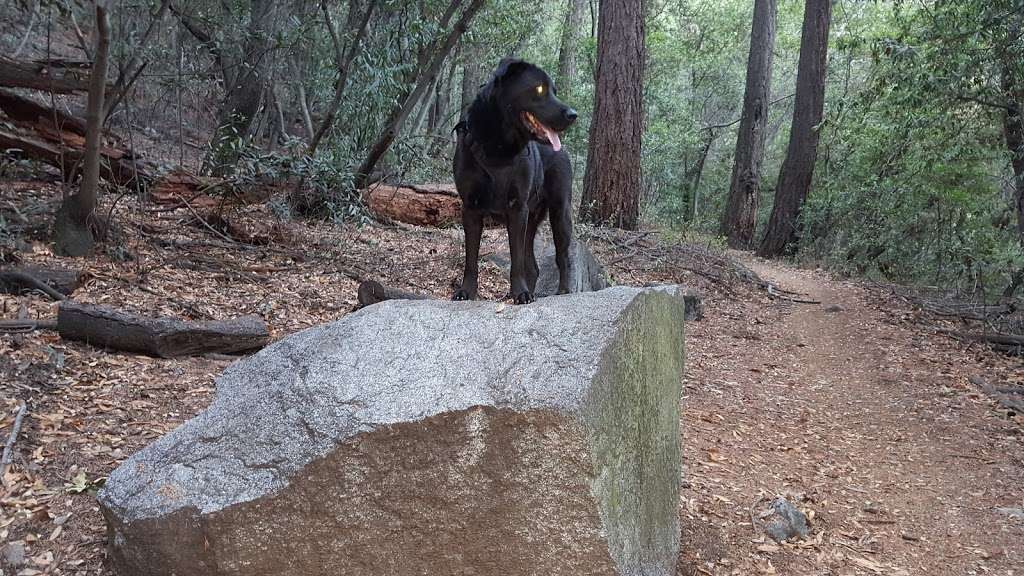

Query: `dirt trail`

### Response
(680, 259, 1024, 575)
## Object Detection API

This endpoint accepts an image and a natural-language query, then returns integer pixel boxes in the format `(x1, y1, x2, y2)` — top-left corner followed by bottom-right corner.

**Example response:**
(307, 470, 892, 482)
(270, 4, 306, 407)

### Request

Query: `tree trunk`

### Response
(54, 3, 110, 258)
(720, 0, 776, 249)
(1007, 97, 1024, 248)
(579, 0, 645, 230)
(1001, 50, 1024, 249)
(202, 0, 277, 177)
(757, 0, 831, 258)
(684, 129, 715, 221)
(460, 42, 485, 114)
(353, 0, 485, 190)
(556, 0, 586, 99)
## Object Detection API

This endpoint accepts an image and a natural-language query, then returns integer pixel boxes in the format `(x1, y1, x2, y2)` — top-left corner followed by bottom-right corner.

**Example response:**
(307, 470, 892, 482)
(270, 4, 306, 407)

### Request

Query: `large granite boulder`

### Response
(99, 286, 686, 576)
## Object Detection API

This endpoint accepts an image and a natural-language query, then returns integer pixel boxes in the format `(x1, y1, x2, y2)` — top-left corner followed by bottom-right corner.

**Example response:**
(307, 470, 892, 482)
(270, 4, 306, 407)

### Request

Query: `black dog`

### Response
(453, 59, 578, 304)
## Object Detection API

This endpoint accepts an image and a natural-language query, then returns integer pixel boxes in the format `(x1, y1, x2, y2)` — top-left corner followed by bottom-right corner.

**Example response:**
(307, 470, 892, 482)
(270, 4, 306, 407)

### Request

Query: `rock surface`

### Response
(534, 239, 610, 298)
(99, 286, 686, 576)
(762, 497, 811, 543)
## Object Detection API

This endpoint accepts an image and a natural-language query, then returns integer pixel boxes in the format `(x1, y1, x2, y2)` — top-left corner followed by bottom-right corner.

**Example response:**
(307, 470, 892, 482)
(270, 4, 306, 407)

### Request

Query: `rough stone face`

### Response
(534, 239, 610, 298)
(483, 238, 610, 298)
(98, 286, 685, 576)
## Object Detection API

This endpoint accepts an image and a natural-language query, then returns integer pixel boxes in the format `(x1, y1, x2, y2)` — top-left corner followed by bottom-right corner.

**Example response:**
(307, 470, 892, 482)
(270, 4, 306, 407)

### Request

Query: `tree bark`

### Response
(353, 0, 485, 190)
(0, 56, 98, 93)
(579, 0, 645, 230)
(53, 3, 110, 258)
(202, 0, 277, 176)
(720, 0, 776, 249)
(556, 0, 586, 100)
(757, 0, 831, 258)
(1001, 54, 1024, 249)
(56, 301, 269, 358)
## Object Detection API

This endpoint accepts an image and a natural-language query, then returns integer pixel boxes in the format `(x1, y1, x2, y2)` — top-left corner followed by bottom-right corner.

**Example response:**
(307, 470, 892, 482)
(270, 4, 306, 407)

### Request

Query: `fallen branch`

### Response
(357, 280, 435, 308)
(0, 270, 69, 301)
(57, 301, 270, 358)
(767, 284, 821, 305)
(936, 327, 1024, 349)
(968, 375, 1024, 414)
(1, 401, 28, 486)
(0, 318, 59, 333)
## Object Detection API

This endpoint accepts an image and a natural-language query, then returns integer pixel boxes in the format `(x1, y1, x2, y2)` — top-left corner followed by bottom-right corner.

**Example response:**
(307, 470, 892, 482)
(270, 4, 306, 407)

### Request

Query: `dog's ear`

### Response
(494, 58, 530, 82)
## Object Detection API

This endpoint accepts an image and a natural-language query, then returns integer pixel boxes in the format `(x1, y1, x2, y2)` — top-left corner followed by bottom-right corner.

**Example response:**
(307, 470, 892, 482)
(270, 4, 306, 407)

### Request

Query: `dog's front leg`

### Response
(454, 209, 484, 300)
(506, 203, 533, 304)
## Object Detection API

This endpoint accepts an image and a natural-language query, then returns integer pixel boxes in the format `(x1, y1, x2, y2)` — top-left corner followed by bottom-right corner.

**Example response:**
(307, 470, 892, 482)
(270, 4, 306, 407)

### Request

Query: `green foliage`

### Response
(799, 0, 1023, 296)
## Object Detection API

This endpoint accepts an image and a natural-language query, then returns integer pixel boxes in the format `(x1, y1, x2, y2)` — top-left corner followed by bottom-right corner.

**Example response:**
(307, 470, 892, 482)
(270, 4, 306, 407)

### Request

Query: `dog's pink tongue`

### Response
(541, 124, 562, 151)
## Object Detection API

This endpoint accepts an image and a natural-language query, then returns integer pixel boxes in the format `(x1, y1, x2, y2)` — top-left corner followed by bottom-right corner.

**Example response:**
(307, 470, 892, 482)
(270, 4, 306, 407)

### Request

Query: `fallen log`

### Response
(0, 125, 156, 186)
(361, 183, 463, 227)
(0, 55, 104, 93)
(0, 265, 82, 299)
(56, 301, 269, 358)
(0, 89, 89, 136)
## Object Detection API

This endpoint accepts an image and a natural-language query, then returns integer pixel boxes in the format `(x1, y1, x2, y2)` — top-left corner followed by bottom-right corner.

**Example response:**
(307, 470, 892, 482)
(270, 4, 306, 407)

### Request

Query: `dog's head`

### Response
(488, 59, 577, 151)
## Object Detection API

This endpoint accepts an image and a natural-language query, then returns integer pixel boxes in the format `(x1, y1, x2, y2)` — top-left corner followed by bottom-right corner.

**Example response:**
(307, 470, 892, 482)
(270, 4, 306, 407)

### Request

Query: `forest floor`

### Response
(1, 182, 1022, 575)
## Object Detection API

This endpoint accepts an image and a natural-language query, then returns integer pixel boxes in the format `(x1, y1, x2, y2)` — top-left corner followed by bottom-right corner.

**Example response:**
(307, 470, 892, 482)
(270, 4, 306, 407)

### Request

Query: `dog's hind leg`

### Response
(525, 208, 545, 294)
(546, 164, 574, 295)
(454, 209, 484, 300)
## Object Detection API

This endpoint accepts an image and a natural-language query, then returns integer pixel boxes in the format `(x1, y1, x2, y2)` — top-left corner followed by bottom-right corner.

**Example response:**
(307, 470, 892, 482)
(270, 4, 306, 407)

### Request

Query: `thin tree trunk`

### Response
(579, 0, 645, 230)
(720, 0, 776, 249)
(202, 0, 277, 176)
(354, 0, 485, 190)
(685, 129, 715, 221)
(307, 0, 377, 156)
(556, 0, 586, 99)
(54, 2, 110, 257)
(757, 0, 831, 258)
(1001, 47, 1024, 249)
(460, 42, 484, 114)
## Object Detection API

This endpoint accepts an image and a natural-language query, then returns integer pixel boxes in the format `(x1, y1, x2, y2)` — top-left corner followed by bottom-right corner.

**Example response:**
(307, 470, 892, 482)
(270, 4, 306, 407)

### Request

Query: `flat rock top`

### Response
(100, 286, 677, 521)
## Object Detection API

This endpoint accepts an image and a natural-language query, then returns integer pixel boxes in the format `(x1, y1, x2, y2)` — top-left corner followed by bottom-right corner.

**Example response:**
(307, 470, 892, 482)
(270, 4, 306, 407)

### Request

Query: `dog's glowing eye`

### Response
(536, 85, 545, 95)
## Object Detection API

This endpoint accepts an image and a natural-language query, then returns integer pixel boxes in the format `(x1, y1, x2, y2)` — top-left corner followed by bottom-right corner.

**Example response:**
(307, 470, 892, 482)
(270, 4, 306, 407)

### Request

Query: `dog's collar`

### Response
(457, 119, 531, 172)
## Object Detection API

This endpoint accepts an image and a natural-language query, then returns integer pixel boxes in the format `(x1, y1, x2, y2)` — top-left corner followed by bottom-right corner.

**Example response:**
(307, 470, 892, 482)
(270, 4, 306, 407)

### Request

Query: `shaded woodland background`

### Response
(0, 0, 1022, 298)
(2, 2, 1024, 575)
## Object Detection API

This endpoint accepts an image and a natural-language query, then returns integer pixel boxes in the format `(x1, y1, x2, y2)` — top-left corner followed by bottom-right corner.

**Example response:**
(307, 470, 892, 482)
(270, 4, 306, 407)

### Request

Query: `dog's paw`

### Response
(512, 290, 535, 305)
(453, 289, 476, 301)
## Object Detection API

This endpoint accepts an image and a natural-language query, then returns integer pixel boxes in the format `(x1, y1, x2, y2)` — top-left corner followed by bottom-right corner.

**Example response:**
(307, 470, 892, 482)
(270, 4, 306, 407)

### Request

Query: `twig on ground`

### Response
(1, 401, 28, 486)
(0, 270, 68, 301)
(0, 318, 59, 332)
(767, 284, 821, 305)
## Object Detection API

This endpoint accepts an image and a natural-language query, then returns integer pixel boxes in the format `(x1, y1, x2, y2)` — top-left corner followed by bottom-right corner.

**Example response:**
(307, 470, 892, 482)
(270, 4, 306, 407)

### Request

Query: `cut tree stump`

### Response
(0, 266, 82, 299)
(56, 301, 269, 358)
